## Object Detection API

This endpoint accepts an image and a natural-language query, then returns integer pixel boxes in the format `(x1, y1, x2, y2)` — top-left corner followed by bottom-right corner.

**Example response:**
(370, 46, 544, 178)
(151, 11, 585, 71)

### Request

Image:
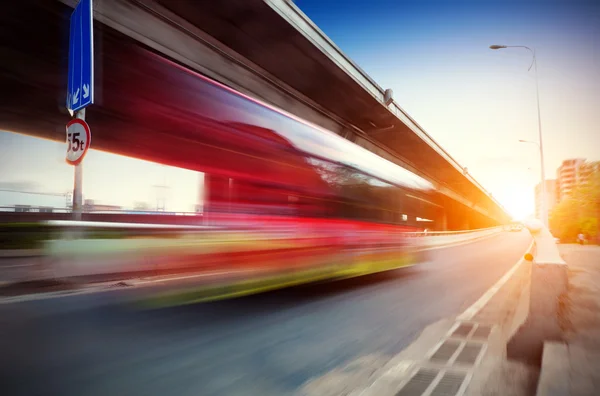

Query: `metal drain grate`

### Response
(430, 340, 461, 363)
(454, 342, 484, 366)
(430, 370, 467, 396)
(396, 322, 490, 395)
(471, 325, 492, 340)
(451, 323, 474, 338)
(395, 368, 439, 396)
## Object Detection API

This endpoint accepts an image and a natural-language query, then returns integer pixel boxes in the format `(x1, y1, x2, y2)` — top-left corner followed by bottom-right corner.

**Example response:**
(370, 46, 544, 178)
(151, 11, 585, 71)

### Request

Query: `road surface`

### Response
(0, 231, 531, 396)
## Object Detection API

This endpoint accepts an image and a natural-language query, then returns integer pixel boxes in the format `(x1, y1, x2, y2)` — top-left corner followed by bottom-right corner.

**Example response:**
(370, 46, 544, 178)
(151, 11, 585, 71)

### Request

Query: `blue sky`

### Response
(295, 0, 600, 217)
(1, 0, 599, 218)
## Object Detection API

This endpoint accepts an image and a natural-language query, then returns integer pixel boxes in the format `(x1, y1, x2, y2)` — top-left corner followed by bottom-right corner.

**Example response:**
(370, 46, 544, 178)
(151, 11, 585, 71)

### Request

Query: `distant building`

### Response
(556, 158, 585, 201)
(535, 179, 558, 220)
(11, 205, 55, 213)
(554, 159, 600, 202)
(579, 161, 600, 186)
(14, 205, 32, 213)
(83, 199, 122, 212)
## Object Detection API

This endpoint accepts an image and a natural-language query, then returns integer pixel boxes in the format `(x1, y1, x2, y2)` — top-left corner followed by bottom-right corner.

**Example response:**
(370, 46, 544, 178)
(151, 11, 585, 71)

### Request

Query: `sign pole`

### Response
(66, 0, 93, 220)
(72, 109, 85, 220)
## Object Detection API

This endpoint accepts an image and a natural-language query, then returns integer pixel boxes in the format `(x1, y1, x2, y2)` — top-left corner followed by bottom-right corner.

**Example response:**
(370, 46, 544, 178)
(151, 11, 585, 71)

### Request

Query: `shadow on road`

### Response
(130, 265, 425, 323)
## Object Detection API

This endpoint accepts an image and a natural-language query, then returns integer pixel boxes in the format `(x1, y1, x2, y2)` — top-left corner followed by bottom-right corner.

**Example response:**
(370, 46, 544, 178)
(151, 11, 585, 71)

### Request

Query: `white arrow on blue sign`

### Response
(67, 0, 94, 113)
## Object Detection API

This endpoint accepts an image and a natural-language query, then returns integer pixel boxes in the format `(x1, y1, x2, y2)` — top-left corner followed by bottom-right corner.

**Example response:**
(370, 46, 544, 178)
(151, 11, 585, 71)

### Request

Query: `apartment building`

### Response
(556, 158, 586, 201)
(579, 161, 600, 186)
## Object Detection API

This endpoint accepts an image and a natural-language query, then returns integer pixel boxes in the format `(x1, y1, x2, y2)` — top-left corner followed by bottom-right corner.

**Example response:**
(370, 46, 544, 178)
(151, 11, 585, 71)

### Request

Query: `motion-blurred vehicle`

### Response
(505, 222, 522, 232)
(21, 53, 447, 301)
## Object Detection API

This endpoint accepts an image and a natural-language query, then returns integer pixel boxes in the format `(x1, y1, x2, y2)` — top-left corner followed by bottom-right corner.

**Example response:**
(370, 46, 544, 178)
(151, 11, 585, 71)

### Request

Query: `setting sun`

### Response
(491, 190, 535, 221)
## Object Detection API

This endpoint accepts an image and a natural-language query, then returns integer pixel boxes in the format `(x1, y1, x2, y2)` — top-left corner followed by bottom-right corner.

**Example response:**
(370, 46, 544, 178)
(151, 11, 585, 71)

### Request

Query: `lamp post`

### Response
(519, 139, 546, 222)
(490, 45, 548, 227)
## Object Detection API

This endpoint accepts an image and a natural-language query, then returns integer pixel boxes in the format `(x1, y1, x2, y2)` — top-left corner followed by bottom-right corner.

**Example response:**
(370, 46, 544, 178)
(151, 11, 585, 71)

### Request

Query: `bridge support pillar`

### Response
(435, 211, 448, 231)
(404, 215, 419, 228)
(445, 210, 466, 231)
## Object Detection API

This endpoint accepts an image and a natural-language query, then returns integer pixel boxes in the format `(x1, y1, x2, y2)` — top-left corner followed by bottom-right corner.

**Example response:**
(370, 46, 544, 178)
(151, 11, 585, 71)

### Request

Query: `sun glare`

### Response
(499, 193, 534, 221)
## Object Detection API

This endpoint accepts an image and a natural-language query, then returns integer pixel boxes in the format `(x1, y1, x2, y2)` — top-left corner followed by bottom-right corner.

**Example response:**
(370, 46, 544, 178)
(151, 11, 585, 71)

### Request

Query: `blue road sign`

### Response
(67, 0, 94, 113)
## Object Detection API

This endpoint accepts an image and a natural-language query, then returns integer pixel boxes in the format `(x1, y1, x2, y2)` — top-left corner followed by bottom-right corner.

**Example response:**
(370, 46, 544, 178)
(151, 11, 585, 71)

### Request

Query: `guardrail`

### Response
(44, 220, 213, 230)
(404, 226, 503, 248)
(403, 225, 501, 236)
(0, 206, 201, 215)
(0, 221, 505, 256)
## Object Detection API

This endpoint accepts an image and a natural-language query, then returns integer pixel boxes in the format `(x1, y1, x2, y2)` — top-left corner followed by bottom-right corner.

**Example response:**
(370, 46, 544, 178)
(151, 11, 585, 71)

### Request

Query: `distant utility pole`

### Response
(153, 184, 169, 212)
(153, 165, 171, 212)
(66, 192, 73, 209)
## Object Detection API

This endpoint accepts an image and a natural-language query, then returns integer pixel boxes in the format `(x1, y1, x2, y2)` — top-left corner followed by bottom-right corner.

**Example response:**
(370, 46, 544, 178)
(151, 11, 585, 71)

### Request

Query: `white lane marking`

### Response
(456, 239, 534, 321)
(133, 270, 235, 284)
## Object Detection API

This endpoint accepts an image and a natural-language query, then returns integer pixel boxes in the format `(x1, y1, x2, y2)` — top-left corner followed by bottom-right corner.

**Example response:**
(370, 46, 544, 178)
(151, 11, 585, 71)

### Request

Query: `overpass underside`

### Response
(1, 0, 506, 230)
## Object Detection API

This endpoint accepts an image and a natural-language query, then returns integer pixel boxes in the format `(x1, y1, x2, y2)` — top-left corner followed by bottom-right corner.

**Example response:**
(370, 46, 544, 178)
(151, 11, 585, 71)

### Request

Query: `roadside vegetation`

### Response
(550, 163, 600, 243)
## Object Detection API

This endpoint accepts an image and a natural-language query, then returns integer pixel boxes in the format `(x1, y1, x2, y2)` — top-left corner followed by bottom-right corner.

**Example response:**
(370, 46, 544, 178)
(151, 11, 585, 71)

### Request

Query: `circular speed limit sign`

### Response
(65, 118, 91, 166)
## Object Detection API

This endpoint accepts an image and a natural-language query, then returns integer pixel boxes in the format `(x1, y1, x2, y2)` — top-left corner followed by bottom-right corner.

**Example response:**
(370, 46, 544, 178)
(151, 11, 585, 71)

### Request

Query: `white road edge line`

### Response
(456, 239, 534, 322)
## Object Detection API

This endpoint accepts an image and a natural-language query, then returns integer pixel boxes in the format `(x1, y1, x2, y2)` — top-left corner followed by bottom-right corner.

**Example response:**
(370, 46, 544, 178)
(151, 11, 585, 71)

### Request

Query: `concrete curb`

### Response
(536, 342, 569, 396)
(0, 249, 43, 258)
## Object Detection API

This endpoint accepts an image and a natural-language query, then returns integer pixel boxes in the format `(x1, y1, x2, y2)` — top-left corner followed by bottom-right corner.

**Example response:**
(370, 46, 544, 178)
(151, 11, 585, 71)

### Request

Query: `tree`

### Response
(550, 198, 580, 242)
(550, 162, 600, 242)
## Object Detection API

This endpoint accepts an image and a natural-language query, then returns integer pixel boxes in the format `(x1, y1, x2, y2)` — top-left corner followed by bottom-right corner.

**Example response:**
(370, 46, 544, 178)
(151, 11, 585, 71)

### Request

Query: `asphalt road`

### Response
(0, 231, 531, 396)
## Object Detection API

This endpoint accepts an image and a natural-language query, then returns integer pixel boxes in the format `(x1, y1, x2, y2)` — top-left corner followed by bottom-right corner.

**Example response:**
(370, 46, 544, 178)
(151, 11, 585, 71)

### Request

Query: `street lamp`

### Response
(519, 139, 538, 145)
(519, 139, 545, 220)
(490, 44, 548, 227)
